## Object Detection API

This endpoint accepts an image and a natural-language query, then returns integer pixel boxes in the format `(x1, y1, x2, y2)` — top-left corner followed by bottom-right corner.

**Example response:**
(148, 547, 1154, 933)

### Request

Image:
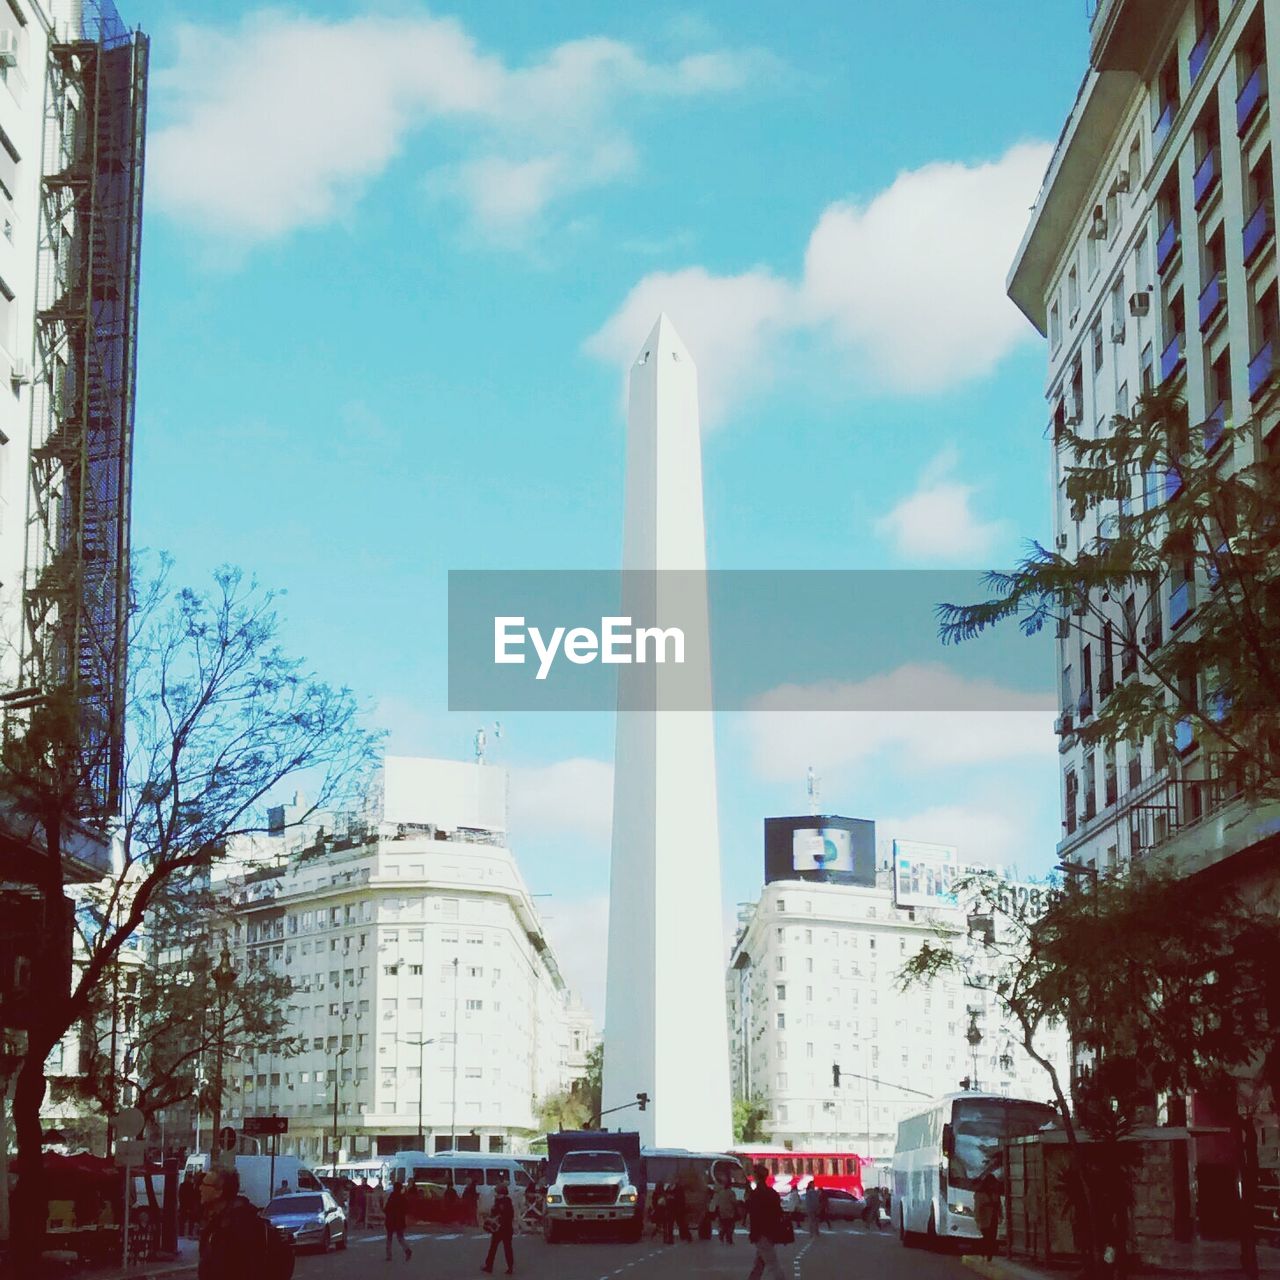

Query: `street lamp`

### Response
(399, 1037, 437, 1150)
(965, 1008, 984, 1091)
(211, 946, 236, 1144)
(330, 1010, 363, 1164)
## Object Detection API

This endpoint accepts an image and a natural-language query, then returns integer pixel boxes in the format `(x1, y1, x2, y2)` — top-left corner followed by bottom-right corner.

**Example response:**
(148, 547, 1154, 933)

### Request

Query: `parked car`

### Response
(786, 1186, 865, 1222)
(262, 1190, 348, 1253)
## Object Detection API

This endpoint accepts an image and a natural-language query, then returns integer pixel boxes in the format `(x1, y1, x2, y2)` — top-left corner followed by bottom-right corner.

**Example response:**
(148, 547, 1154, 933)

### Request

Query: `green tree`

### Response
(2, 561, 377, 1271)
(937, 388, 1280, 799)
(900, 865, 1280, 1276)
(536, 1042, 602, 1132)
(732, 1095, 770, 1144)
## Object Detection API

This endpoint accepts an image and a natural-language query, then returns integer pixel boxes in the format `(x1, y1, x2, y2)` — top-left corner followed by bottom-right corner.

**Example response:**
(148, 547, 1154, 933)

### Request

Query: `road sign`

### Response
(218, 1125, 237, 1152)
(114, 1139, 144, 1166)
(111, 1107, 145, 1139)
(243, 1115, 288, 1136)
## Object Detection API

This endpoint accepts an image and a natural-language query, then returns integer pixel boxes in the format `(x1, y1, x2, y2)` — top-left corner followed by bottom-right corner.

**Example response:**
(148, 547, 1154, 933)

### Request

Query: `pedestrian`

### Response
(974, 1170, 1002, 1260)
(859, 1186, 880, 1231)
(384, 1183, 412, 1262)
(197, 1168, 270, 1280)
(351, 1178, 367, 1228)
(481, 1181, 515, 1274)
(672, 1179, 692, 1242)
(651, 1181, 673, 1244)
(745, 1163, 790, 1280)
(803, 1181, 820, 1237)
(275, 1179, 291, 1197)
(461, 1175, 480, 1227)
(178, 1172, 198, 1238)
(714, 1176, 737, 1245)
(818, 1186, 831, 1231)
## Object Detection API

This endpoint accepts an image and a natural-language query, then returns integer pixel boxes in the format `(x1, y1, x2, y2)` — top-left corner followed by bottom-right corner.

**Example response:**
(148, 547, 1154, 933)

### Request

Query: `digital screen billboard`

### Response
(892, 839, 960, 909)
(764, 815, 876, 886)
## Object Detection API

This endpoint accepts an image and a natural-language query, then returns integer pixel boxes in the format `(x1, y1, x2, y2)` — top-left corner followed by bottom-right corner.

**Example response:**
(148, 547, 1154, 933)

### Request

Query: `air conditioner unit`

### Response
(1089, 206, 1108, 240)
(1110, 318, 1126, 343)
(1129, 291, 1151, 317)
(1064, 398, 1083, 426)
(9, 358, 30, 385)
(0, 31, 19, 68)
(1112, 170, 1131, 195)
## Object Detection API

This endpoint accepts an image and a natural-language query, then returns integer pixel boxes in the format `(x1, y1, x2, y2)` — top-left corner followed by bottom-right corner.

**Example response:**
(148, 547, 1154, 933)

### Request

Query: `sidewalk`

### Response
(51, 1238, 199, 1280)
(962, 1238, 1280, 1280)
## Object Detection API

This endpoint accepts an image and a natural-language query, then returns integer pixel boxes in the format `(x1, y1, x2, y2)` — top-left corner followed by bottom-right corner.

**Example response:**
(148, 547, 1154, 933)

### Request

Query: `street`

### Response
(285, 1221, 980, 1280)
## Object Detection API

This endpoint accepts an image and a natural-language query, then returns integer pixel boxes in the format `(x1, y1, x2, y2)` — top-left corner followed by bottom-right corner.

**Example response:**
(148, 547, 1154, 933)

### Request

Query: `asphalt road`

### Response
(290, 1219, 981, 1279)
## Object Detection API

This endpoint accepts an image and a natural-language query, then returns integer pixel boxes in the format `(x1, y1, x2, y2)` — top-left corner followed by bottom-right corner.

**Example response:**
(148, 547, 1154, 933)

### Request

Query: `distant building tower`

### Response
(602, 316, 731, 1149)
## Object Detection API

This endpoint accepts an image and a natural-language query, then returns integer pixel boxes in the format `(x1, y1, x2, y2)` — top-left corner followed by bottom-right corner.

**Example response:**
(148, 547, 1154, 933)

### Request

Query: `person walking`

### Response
(672, 1180, 692, 1242)
(461, 1176, 480, 1227)
(384, 1183, 412, 1262)
(351, 1178, 367, 1229)
(197, 1169, 268, 1280)
(481, 1181, 515, 1274)
(818, 1186, 831, 1231)
(745, 1164, 789, 1280)
(803, 1182, 821, 1237)
(974, 1170, 1002, 1260)
(178, 1172, 198, 1238)
(714, 1176, 737, 1245)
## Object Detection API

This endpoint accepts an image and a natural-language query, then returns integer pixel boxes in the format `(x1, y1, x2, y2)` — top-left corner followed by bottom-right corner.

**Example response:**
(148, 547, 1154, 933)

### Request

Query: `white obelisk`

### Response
(601, 315, 732, 1150)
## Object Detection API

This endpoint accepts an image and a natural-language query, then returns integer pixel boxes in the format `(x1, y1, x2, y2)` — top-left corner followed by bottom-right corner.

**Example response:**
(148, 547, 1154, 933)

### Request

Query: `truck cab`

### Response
(542, 1131, 644, 1243)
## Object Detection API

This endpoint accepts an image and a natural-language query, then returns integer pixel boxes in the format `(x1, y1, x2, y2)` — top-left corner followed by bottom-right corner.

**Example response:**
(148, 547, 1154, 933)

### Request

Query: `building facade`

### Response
(1008, 0, 1280, 884)
(212, 758, 595, 1163)
(726, 872, 1068, 1162)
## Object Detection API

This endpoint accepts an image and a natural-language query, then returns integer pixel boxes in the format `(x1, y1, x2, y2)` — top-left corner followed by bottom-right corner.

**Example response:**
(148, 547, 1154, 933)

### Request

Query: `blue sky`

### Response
(123, 0, 1090, 1022)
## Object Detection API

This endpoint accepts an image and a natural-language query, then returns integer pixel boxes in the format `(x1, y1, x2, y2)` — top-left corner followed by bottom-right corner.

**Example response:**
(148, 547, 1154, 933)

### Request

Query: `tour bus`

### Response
(384, 1151, 540, 1217)
(892, 1091, 1057, 1247)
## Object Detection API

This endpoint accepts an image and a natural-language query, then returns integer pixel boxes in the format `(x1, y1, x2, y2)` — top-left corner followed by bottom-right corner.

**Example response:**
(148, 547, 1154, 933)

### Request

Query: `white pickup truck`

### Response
(543, 1149, 641, 1242)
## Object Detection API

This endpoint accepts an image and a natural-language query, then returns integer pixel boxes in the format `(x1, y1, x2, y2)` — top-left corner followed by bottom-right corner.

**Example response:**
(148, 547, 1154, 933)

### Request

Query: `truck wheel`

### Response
(543, 1218, 562, 1244)
(622, 1218, 643, 1243)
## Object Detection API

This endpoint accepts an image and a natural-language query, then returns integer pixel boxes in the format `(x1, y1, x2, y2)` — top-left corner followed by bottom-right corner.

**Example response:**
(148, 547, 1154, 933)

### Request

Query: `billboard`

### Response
(892, 839, 960, 910)
(764, 816, 876, 886)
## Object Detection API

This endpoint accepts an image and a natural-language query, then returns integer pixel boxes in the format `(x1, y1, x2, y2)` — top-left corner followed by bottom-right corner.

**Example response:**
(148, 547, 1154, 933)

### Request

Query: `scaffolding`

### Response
(21, 0, 147, 820)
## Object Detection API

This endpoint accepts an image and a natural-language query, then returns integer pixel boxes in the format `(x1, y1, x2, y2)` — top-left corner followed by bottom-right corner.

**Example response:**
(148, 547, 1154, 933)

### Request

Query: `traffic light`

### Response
(636, 1092, 649, 1111)
(832, 1064, 841, 1088)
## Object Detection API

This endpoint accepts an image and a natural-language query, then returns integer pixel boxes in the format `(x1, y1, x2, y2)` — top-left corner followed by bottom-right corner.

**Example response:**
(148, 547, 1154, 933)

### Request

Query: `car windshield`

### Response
(561, 1152, 625, 1173)
(268, 1195, 323, 1214)
(951, 1099, 1056, 1189)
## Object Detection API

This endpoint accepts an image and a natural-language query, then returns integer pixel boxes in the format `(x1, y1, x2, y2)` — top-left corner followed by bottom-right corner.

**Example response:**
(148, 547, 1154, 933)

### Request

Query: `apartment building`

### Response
(1009, 0, 1280, 887)
(212, 758, 595, 1163)
(726, 873, 1068, 1161)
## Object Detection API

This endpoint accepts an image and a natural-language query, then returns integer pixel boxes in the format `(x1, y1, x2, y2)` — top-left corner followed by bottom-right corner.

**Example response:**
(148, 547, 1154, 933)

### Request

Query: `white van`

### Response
(182, 1154, 322, 1209)
(384, 1152, 537, 1217)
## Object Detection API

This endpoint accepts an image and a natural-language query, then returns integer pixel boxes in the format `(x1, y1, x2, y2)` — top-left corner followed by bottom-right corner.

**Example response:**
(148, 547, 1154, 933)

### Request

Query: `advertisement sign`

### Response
(892, 839, 960, 909)
(764, 815, 875, 886)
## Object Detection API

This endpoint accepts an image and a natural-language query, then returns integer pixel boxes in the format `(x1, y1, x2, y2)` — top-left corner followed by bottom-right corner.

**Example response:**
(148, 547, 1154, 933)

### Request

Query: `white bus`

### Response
(892, 1091, 1056, 1247)
(384, 1151, 541, 1217)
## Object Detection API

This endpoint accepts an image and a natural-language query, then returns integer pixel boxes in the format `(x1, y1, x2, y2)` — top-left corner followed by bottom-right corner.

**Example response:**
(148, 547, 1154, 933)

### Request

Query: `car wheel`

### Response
(319, 1227, 331, 1254)
(337, 1227, 348, 1251)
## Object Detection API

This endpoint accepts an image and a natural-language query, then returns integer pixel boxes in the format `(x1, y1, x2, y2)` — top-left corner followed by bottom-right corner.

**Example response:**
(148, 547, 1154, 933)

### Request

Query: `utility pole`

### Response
(450, 957, 459, 1152)
(400, 1037, 436, 1150)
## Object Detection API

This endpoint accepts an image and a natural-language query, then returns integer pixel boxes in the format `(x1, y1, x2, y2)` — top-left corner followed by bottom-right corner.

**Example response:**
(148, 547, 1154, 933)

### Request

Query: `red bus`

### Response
(729, 1146, 868, 1198)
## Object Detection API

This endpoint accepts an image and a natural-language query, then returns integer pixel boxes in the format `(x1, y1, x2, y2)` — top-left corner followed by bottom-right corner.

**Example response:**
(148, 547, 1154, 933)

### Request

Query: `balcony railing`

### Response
(1237, 64, 1267, 136)
(1189, 24, 1216, 83)
(1161, 331, 1185, 382)
(1153, 99, 1177, 148)
(1198, 272, 1225, 331)
(1157, 217, 1180, 273)
(1203, 399, 1227, 454)
(1243, 199, 1273, 266)
(1249, 339, 1277, 400)
(1193, 146, 1221, 209)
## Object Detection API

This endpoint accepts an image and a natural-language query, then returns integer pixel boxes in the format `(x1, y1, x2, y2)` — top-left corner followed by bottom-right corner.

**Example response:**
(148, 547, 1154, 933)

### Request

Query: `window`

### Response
(1050, 300, 1062, 350)
(1155, 50, 1180, 141)
(1127, 136, 1142, 195)
(410, 964, 423, 976)
(776, 1012, 786, 1030)
(1092, 319, 1104, 373)
(1086, 224, 1099, 277)
(776, 956, 785, 972)
(465, 999, 483, 1012)
(775, 984, 786, 1002)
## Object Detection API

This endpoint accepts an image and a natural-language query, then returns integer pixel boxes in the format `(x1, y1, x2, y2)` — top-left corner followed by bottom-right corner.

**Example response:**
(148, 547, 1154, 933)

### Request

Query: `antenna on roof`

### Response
(806, 765, 820, 816)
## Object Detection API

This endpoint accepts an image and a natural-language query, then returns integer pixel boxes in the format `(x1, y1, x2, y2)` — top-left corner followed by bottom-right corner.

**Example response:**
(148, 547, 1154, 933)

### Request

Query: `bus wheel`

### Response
(900, 1208, 917, 1249)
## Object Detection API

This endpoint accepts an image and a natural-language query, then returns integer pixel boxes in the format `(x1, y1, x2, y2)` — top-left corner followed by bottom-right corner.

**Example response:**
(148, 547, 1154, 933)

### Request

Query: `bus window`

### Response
(805, 1159, 814, 1175)
(416, 1168, 451, 1187)
(782, 1159, 794, 1175)
(454, 1168, 483, 1187)
(845, 1159, 856, 1175)
(769, 1158, 779, 1175)
(484, 1169, 510, 1186)
(514, 1169, 531, 1187)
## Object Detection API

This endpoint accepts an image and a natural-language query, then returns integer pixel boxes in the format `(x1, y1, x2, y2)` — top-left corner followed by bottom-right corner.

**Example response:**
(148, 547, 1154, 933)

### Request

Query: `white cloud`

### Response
(582, 267, 796, 427)
(875, 447, 1009, 563)
(587, 142, 1051, 412)
(741, 665, 1055, 782)
(148, 13, 767, 248)
(508, 758, 613, 845)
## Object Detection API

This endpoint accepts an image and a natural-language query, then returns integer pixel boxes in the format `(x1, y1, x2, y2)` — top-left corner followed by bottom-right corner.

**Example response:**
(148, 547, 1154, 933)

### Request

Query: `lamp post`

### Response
(210, 946, 236, 1143)
(399, 1037, 437, 1150)
(450, 957, 459, 1152)
(965, 1008, 984, 1091)
(331, 1045, 348, 1164)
